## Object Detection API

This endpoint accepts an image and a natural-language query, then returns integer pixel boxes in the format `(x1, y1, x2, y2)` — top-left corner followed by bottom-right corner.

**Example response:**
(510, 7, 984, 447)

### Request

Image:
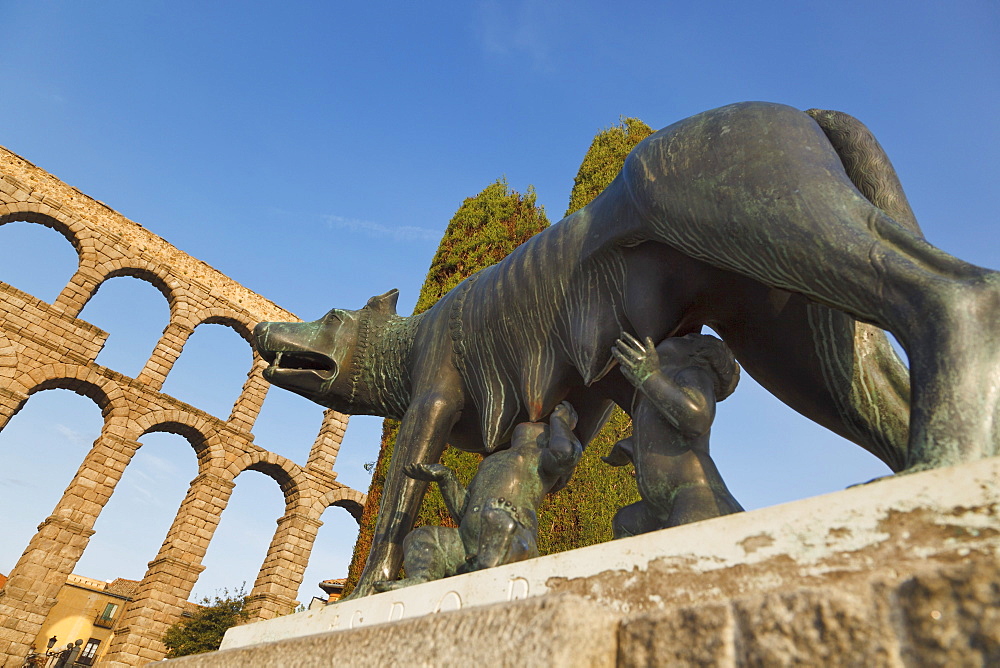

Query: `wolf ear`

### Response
(366, 289, 399, 315)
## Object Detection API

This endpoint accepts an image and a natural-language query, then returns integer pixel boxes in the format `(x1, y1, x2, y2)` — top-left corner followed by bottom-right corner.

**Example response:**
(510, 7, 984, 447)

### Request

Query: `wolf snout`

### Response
(252, 320, 308, 360)
(252, 321, 276, 362)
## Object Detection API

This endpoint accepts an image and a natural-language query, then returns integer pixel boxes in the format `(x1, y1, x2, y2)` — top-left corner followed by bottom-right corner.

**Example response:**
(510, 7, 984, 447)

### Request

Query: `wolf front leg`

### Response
(348, 391, 463, 598)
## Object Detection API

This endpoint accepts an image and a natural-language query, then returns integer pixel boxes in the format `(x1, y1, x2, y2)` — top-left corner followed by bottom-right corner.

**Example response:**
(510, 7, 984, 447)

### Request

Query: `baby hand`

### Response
(550, 401, 578, 431)
(403, 463, 450, 481)
(613, 332, 660, 387)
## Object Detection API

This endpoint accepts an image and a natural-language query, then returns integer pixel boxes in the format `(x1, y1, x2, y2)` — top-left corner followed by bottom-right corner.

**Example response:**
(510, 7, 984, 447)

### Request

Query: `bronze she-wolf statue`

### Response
(254, 102, 1000, 598)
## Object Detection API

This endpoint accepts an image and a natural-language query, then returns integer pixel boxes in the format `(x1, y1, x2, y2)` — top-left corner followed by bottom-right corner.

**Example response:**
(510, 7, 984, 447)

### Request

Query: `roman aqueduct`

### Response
(0, 145, 365, 666)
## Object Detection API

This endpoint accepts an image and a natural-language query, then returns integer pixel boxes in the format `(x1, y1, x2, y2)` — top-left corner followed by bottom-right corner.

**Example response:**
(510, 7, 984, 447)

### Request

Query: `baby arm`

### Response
(613, 333, 715, 437)
(540, 402, 583, 488)
(404, 463, 468, 524)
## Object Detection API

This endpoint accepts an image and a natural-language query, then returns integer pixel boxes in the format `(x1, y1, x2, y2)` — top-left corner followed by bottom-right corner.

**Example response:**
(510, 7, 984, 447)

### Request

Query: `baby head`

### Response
(669, 333, 741, 401)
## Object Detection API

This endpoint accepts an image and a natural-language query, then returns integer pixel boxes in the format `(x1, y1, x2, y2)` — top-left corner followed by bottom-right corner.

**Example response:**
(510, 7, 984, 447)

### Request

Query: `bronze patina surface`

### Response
(254, 102, 1000, 598)
(373, 402, 582, 590)
(605, 333, 743, 536)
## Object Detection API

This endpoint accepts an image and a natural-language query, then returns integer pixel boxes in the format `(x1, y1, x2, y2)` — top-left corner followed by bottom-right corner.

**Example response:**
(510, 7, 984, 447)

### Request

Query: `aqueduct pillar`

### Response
(103, 471, 237, 666)
(0, 432, 140, 660)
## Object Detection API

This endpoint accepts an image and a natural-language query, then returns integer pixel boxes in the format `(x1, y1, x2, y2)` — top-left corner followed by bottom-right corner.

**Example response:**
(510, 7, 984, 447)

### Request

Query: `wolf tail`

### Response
(805, 108, 915, 472)
(806, 108, 922, 237)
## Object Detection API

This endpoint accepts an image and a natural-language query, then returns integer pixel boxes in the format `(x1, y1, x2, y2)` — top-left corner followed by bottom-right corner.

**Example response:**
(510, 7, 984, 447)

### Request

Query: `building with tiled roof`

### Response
(319, 578, 347, 602)
(105, 578, 140, 599)
(306, 577, 348, 610)
(28, 573, 152, 666)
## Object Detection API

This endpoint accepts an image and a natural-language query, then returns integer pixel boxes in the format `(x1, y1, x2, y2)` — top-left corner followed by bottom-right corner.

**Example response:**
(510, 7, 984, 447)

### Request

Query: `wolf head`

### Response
(252, 289, 400, 413)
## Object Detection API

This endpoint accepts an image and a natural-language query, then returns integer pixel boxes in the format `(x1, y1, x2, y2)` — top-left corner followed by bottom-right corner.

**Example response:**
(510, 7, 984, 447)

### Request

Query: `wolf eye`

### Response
(321, 309, 344, 323)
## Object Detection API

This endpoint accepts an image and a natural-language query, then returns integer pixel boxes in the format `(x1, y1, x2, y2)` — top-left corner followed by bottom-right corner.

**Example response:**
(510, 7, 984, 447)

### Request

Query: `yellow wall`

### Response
(32, 574, 129, 661)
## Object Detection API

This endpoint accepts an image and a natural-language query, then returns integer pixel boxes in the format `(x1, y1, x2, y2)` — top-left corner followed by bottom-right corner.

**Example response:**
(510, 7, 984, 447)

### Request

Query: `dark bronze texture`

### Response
(254, 102, 1000, 598)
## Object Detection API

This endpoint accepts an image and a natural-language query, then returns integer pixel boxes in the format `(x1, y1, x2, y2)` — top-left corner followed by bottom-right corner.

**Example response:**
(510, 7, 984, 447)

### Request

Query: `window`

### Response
(94, 602, 119, 628)
(77, 638, 100, 666)
(100, 603, 118, 621)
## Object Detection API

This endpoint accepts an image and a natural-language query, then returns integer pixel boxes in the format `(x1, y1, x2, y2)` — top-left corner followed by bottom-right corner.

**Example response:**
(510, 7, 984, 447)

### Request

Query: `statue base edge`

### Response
(164, 456, 999, 667)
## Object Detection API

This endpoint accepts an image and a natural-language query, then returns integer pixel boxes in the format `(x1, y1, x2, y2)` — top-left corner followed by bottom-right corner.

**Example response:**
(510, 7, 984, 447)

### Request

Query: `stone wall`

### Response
(168, 456, 1000, 667)
(0, 146, 366, 667)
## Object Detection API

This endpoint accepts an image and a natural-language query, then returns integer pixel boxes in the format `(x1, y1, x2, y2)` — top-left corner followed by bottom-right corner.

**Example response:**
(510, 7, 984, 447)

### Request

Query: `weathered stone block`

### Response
(734, 588, 900, 666)
(618, 603, 734, 667)
(894, 557, 1000, 667)
(166, 594, 619, 668)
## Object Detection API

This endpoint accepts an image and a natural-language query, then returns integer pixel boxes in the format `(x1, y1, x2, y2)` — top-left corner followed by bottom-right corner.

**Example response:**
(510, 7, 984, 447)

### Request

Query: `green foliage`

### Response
(565, 117, 654, 217)
(344, 179, 549, 595)
(162, 586, 249, 658)
(414, 178, 549, 314)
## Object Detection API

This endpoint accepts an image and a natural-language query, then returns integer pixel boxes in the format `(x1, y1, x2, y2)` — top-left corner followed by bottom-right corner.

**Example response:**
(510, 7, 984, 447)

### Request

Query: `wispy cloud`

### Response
(124, 472, 163, 508)
(323, 215, 440, 242)
(267, 205, 440, 243)
(139, 452, 179, 477)
(55, 424, 93, 447)
(0, 476, 33, 489)
(474, 0, 554, 72)
(122, 458, 181, 508)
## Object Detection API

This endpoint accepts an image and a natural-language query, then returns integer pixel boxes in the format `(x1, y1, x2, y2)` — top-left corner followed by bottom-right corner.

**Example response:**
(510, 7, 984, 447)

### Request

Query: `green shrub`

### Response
(566, 116, 653, 216)
(162, 587, 249, 658)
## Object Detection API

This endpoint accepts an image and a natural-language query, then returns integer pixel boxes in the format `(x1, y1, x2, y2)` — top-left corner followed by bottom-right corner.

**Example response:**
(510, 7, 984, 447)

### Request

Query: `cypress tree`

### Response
(566, 116, 653, 217)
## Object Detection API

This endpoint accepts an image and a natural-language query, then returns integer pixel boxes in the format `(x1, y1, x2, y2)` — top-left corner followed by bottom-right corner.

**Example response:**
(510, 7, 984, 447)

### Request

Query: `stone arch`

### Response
(0, 206, 90, 258)
(176, 313, 258, 378)
(228, 448, 307, 509)
(87, 261, 181, 315)
(160, 315, 261, 424)
(79, 265, 183, 380)
(192, 309, 258, 346)
(0, 209, 94, 306)
(16, 364, 128, 420)
(317, 487, 367, 524)
(130, 410, 228, 471)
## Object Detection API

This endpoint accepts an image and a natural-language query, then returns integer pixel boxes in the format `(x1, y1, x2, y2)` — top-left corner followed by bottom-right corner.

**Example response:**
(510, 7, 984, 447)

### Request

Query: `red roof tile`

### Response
(106, 578, 140, 598)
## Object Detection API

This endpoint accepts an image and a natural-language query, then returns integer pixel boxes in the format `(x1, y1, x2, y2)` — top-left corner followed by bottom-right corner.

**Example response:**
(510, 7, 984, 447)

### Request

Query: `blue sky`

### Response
(0, 1, 997, 603)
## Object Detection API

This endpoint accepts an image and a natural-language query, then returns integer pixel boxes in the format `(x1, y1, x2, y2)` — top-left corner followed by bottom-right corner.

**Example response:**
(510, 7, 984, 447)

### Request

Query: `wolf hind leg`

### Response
(715, 284, 908, 474)
(803, 303, 911, 471)
(805, 108, 999, 469)
(716, 190, 1000, 470)
(851, 211, 1000, 470)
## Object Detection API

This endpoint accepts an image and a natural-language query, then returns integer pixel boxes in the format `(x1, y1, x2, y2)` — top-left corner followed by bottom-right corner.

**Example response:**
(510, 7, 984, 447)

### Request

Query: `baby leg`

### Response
(611, 500, 662, 538)
(374, 526, 465, 591)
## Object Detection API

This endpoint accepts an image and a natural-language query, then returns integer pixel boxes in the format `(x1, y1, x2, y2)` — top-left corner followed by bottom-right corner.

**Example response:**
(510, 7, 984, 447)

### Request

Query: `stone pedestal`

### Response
(162, 456, 1000, 667)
